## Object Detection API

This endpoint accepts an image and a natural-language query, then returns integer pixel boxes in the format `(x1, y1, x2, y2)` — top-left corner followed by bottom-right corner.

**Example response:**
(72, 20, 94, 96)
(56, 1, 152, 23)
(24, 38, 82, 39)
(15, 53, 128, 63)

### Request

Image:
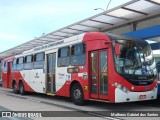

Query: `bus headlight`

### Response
(115, 82, 129, 93)
(153, 84, 157, 91)
(131, 86, 134, 90)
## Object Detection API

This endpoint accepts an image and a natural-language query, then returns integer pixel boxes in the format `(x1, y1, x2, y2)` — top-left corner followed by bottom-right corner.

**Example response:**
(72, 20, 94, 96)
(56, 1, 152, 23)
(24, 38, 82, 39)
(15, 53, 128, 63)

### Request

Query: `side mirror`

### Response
(115, 43, 121, 55)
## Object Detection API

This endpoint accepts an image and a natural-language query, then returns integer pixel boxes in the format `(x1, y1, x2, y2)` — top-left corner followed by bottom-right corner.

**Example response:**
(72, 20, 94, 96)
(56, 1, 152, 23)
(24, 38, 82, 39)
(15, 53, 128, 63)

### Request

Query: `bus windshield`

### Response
(113, 40, 157, 76)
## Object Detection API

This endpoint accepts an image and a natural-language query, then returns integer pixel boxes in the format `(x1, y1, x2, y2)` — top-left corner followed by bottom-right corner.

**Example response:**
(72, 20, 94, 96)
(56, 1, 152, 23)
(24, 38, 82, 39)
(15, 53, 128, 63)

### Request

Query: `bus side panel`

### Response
(107, 46, 116, 102)
(28, 69, 45, 93)
(56, 82, 68, 97)
(56, 62, 89, 99)
(8, 62, 13, 88)
(56, 67, 68, 97)
(20, 70, 31, 92)
(2, 57, 15, 89)
(56, 74, 89, 100)
(12, 70, 35, 92)
(2, 71, 7, 88)
(80, 52, 89, 100)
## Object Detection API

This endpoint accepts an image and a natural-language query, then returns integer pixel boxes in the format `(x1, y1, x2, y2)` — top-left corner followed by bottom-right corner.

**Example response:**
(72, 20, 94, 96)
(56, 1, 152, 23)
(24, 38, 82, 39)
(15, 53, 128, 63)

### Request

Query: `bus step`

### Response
(89, 99, 109, 103)
(47, 93, 56, 96)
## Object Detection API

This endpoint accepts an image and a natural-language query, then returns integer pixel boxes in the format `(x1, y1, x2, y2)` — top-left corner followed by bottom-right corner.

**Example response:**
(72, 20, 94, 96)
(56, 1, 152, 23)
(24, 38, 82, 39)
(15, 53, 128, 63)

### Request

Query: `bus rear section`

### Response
(1, 32, 158, 105)
(1, 56, 14, 89)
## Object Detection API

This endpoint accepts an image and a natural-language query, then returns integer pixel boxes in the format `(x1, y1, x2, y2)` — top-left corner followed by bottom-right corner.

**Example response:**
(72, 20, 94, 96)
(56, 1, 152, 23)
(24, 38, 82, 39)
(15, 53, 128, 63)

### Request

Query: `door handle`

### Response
(92, 76, 96, 79)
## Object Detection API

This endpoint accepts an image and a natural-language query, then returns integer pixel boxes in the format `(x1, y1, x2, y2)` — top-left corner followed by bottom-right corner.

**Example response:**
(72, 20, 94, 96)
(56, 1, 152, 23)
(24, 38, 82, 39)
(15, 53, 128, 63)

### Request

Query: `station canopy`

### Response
(0, 0, 160, 59)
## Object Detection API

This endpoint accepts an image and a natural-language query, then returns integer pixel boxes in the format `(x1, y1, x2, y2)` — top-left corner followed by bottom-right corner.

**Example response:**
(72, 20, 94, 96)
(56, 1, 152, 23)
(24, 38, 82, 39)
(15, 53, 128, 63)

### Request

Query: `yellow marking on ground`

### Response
(47, 93, 56, 96)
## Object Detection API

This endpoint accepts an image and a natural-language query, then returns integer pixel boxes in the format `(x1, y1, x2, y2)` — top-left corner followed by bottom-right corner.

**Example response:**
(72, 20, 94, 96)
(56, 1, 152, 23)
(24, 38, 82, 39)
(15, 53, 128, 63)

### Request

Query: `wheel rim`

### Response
(74, 88, 81, 100)
(14, 84, 17, 91)
(20, 84, 23, 93)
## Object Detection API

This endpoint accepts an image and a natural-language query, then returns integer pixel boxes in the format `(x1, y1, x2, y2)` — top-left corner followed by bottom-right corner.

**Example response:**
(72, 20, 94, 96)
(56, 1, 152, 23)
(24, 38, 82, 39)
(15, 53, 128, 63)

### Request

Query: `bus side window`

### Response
(17, 57, 24, 70)
(24, 55, 33, 70)
(58, 46, 70, 67)
(3, 61, 7, 72)
(34, 52, 45, 69)
(12, 59, 17, 71)
(70, 43, 86, 66)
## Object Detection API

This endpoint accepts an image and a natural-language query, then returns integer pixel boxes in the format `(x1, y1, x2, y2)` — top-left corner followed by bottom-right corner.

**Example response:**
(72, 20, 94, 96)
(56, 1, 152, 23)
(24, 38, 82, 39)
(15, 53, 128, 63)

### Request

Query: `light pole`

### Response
(94, 8, 105, 12)
(34, 33, 45, 39)
(94, 0, 112, 12)
(106, 0, 112, 11)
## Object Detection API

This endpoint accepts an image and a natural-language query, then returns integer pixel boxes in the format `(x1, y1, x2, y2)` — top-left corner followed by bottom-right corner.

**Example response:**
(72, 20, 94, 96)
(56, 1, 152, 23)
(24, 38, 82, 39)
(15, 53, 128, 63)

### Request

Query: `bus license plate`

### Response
(139, 95, 146, 99)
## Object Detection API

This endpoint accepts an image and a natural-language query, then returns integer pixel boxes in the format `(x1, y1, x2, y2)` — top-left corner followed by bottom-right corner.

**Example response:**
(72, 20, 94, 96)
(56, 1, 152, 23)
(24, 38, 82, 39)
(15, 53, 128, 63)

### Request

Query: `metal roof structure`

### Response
(0, 0, 160, 59)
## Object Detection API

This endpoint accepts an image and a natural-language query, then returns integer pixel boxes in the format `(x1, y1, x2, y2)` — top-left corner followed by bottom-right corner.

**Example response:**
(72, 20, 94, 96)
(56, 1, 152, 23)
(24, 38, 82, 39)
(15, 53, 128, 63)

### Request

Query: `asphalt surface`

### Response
(0, 87, 159, 120)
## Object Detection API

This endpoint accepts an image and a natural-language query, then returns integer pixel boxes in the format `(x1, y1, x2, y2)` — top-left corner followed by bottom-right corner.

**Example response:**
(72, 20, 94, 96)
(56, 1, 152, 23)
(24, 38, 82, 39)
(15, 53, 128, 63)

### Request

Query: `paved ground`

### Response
(0, 87, 159, 120)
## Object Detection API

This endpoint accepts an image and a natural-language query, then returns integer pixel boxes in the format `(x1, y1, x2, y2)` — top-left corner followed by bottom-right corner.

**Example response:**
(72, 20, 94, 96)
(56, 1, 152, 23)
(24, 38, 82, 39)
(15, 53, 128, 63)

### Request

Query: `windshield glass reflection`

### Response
(113, 40, 156, 75)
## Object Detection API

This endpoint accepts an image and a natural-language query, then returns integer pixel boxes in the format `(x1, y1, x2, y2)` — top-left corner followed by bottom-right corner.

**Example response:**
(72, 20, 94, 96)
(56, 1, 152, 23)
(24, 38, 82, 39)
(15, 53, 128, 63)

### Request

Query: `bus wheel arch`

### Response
(12, 80, 18, 94)
(70, 81, 84, 105)
(19, 80, 25, 95)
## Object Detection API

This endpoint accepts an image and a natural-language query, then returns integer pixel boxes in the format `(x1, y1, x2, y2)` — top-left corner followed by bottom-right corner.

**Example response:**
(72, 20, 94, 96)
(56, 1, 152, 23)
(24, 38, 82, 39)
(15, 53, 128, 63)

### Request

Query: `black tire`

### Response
(19, 82, 25, 95)
(13, 82, 18, 94)
(71, 83, 84, 105)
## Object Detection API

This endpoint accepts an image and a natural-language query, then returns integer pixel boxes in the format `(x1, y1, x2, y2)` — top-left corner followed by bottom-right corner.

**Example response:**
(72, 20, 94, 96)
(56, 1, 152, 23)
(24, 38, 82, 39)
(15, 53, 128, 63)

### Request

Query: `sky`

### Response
(0, 0, 131, 53)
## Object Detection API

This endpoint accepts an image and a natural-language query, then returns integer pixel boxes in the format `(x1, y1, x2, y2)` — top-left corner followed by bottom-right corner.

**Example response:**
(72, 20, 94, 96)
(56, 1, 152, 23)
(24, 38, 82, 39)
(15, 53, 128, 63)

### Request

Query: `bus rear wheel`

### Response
(71, 83, 84, 105)
(19, 82, 25, 95)
(13, 82, 18, 94)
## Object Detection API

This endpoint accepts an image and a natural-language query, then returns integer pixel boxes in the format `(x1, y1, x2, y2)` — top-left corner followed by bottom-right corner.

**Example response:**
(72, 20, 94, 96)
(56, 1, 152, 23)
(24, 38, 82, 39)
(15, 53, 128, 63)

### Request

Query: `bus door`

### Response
(46, 53, 56, 93)
(7, 62, 12, 88)
(90, 50, 108, 100)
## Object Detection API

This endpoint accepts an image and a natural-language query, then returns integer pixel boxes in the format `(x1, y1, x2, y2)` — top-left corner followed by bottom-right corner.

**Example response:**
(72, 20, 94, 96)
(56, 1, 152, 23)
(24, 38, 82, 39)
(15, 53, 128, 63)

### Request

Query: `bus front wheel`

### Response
(71, 83, 84, 105)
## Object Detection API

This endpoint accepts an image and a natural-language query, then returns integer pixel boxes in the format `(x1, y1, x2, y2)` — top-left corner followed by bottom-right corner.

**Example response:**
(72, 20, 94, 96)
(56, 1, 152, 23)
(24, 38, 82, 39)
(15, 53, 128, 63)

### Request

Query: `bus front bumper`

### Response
(115, 88, 157, 103)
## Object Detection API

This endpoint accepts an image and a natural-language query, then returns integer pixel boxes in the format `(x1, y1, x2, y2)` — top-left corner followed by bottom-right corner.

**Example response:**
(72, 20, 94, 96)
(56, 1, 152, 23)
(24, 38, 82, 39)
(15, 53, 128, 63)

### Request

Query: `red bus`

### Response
(1, 32, 158, 105)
